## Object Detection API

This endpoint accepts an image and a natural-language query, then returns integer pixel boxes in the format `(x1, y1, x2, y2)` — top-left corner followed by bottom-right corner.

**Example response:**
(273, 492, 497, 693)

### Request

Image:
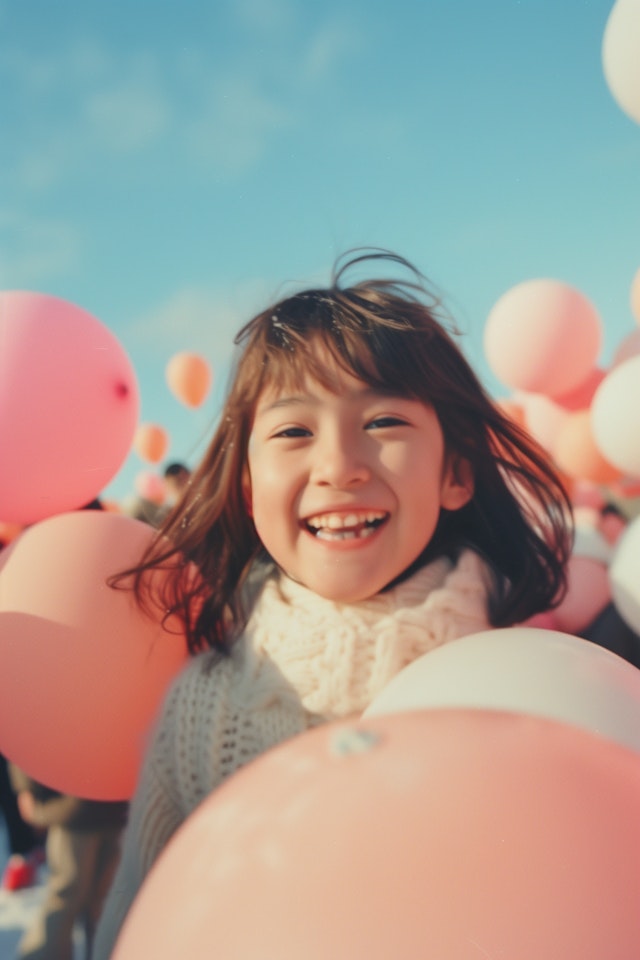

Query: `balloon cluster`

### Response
(484, 269, 640, 637)
(0, 292, 188, 799)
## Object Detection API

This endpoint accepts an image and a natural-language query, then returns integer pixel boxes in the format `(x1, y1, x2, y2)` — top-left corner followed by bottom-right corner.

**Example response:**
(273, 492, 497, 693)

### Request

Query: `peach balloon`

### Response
(0, 291, 139, 525)
(484, 279, 602, 397)
(0, 512, 187, 799)
(518, 392, 569, 452)
(602, 0, 640, 125)
(113, 711, 640, 960)
(591, 355, 640, 477)
(166, 352, 212, 408)
(552, 410, 621, 485)
(133, 423, 169, 464)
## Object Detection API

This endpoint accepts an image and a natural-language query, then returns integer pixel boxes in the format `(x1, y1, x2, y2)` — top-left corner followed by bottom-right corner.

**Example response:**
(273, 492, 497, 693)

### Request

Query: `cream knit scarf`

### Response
(232, 549, 491, 724)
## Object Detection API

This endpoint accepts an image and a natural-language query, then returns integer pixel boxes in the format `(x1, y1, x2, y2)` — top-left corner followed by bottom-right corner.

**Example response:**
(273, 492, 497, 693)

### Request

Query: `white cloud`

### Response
(84, 78, 171, 153)
(128, 280, 275, 362)
(0, 210, 82, 286)
(233, 0, 297, 34)
(186, 75, 291, 172)
(301, 17, 363, 82)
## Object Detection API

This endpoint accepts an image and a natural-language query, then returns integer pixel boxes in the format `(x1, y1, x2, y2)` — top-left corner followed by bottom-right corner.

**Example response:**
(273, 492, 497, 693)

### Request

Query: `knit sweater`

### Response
(94, 550, 490, 959)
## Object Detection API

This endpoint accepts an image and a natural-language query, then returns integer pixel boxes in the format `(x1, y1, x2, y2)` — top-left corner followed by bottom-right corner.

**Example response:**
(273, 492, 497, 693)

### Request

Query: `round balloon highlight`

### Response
(113, 710, 640, 960)
(0, 511, 188, 799)
(0, 291, 140, 525)
(484, 279, 602, 397)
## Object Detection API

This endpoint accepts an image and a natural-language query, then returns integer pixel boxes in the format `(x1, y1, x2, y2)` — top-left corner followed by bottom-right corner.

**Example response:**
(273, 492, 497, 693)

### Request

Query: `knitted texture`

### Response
(94, 549, 489, 959)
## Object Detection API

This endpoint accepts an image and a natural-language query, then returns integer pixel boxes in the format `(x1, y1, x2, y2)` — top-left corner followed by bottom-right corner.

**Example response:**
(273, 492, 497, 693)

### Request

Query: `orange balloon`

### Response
(166, 352, 212, 408)
(113, 710, 640, 960)
(0, 512, 187, 799)
(552, 410, 622, 484)
(133, 423, 169, 464)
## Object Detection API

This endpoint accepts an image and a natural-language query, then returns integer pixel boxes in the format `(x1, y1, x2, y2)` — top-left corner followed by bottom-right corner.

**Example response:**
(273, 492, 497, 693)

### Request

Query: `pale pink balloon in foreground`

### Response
(0, 291, 139, 524)
(113, 709, 640, 960)
(484, 279, 602, 397)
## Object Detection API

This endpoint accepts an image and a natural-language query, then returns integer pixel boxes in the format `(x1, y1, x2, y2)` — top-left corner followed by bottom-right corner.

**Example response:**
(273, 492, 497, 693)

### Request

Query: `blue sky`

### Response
(2, 0, 639, 503)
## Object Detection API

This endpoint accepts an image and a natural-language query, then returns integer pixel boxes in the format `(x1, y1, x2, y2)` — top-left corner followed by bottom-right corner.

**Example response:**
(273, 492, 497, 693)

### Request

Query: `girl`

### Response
(94, 250, 571, 958)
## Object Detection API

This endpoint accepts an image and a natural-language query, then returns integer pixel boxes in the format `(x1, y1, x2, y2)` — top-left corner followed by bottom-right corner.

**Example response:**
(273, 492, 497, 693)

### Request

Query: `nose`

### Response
(310, 428, 371, 488)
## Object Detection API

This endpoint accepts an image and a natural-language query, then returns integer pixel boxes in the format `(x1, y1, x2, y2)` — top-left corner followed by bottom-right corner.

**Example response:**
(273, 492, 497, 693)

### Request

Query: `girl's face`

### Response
(244, 358, 473, 603)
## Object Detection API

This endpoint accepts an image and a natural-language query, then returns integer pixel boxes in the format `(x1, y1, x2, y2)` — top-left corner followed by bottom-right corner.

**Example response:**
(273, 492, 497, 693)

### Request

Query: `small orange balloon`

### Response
(166, 352, 212, 408)
(133, 423, 169, 464)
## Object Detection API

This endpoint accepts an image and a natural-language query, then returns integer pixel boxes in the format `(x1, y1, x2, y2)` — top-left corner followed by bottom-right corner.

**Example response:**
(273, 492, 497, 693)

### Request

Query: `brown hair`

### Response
(120, 250, 572, 654)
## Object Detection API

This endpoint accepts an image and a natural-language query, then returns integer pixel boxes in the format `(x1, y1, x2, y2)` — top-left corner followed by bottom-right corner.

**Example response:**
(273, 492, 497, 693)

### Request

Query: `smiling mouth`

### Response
(304, 511, 389, 541)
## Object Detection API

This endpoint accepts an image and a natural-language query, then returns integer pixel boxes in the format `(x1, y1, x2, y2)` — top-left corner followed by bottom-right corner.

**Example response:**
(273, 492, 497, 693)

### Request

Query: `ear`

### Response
(440, 456, 474, 512)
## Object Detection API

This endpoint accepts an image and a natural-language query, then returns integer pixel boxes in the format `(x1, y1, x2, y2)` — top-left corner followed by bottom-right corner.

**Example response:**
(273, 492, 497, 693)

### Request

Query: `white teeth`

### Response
(306, 511, 386, 531)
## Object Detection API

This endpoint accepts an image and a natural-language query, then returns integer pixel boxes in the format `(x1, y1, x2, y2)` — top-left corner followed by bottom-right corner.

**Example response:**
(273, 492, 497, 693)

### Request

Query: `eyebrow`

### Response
(255, 386, 412, 418)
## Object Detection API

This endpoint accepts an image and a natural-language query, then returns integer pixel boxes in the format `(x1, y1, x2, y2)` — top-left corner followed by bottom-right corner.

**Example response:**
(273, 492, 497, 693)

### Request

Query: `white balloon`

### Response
(364, 627, 640, 754)
(610, 515, 640, 634)
(591, 355, 640, 476)
(602, 0, 640, 125)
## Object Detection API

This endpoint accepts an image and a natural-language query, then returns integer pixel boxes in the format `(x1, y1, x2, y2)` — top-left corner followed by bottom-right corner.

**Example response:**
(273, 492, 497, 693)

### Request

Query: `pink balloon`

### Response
(484, 279, 602, 397)
(553, 366, 606, 411)
(134, 471, 166, 505)
(0, 512, 187, 799)
(0, 292, 139, 525)
(553, 555, 612, 634)
(113, 711, 640, 960)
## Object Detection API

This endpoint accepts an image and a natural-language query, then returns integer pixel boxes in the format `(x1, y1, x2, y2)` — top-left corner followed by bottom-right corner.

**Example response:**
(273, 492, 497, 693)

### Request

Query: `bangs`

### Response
(234, 289, 426, 407)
